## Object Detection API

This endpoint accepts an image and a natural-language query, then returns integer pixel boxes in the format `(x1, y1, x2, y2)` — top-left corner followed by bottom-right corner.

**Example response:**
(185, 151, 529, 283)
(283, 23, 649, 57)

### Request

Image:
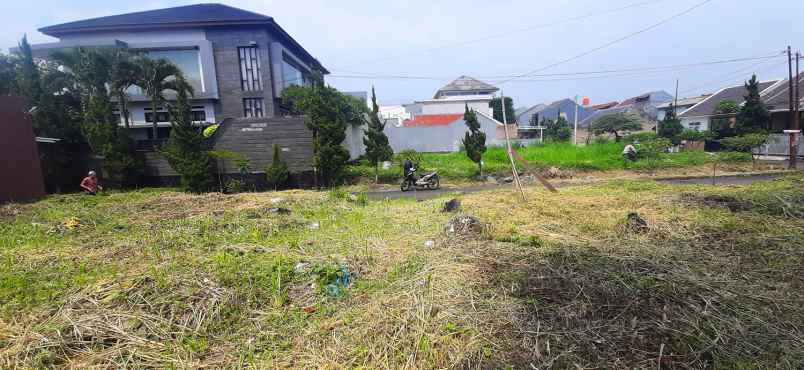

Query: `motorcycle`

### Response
(401, 168, 440, 191)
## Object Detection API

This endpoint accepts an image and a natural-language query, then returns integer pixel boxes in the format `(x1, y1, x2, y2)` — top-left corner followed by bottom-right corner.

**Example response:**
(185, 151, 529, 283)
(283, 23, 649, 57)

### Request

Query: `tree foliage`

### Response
(461, 105, 487, 175)
(266, 144, 290, 191)
(490, 96, 516, 124)
(363, 87, 393, 182)
(544, 116, 572, 142)
(14, 36, 42, 106)
(136, 56, 186, 142)
(50, 46, 143, 186)
(710, 99, 740, 139)
(161, 78, 214, 193)
(658, 103, 684, 144)
(591, 112, 643, 141)
(282, 78, 366, 187)
(735, 75, 771, 135)
(719, 133, 768, 168)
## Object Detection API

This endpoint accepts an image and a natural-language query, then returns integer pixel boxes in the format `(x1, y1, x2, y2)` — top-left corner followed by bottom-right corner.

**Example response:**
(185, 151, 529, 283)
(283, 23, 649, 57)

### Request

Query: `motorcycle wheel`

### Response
(427, 176, 440, 190)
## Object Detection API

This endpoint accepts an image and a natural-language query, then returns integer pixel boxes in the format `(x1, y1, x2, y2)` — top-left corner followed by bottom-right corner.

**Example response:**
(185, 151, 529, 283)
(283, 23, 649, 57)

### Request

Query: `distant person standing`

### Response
(80, 171, 102, 195)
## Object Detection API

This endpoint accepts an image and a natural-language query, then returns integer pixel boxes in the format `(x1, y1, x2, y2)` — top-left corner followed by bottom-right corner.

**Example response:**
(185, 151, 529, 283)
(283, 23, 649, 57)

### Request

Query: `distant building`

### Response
(23, 3, 329, 186)
(656, 94, 710, 122)
(581, 90, 674, 132)
(384, 76, 506, 152)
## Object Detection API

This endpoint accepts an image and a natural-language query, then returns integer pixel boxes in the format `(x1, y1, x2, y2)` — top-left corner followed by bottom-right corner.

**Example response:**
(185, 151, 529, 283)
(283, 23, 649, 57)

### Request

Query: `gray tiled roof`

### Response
(39, 4, 272, 35)
(679, 80, 779, 118)
(656, 95, 710, 109)
(37, 4, 328, 73)
(761, 73, 804, 111)
(434, 76, 498, 98)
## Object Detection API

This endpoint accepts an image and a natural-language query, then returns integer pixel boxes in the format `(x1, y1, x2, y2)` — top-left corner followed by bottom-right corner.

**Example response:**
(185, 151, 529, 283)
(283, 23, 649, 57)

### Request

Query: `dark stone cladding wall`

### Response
(212, 117, 314, 174)
(205, 26, 278, 120)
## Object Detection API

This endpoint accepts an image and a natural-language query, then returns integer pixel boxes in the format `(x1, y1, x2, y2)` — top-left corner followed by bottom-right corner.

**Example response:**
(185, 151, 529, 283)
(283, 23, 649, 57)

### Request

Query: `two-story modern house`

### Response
(27, 3, 328, 185)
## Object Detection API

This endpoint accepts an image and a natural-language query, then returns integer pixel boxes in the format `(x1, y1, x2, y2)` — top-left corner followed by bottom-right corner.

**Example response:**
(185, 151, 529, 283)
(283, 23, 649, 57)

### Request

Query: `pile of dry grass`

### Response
(2, 274, 236, 368)
(488, 248, 804, 369)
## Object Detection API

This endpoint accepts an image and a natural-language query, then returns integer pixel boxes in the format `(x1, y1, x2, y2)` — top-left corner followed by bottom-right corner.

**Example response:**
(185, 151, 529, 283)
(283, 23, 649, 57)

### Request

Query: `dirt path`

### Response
(366, 172, 790, 201)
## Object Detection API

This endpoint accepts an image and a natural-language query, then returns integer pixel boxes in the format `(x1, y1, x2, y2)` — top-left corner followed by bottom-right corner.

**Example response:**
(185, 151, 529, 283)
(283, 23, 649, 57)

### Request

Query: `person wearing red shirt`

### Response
(80, 171, 102, 195)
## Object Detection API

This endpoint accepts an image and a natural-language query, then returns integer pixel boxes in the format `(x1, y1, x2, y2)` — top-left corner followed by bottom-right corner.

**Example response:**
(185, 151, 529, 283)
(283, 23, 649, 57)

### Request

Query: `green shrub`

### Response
(624, 132, 657, 143)
(679, 129, 711, 142)
(224, 178, 245, 193)
(265, 144, 290, 191)
(636, 138, 672, 159)
(398, 149, 424, 169)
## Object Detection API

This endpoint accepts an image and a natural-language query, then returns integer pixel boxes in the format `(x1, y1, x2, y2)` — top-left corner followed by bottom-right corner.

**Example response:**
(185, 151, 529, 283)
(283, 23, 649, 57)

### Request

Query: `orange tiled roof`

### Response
(402, 114, 463, 127)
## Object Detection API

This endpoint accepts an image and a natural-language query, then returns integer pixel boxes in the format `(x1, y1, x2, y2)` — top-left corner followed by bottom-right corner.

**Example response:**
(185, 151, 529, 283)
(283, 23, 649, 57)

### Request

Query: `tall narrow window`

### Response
(238, 46, 262, 91)
(243, 98, 265, 118)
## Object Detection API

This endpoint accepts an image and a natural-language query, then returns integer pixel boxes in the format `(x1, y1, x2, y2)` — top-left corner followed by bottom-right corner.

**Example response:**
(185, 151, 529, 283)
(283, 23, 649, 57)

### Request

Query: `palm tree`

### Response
(135, 56, 188, 144)
(109, 50, 141, 129)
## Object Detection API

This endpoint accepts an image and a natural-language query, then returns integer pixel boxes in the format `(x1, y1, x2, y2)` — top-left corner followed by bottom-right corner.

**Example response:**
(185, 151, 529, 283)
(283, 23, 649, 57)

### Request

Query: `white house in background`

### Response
(384, 76, 506, 152)
(379, 105, 411, 121)
(677, 80, 781, 131)
(656, 94, 711, 121)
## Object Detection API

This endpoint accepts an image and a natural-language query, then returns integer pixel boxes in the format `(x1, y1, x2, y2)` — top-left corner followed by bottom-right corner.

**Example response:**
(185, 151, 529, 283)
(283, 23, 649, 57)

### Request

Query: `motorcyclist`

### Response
(403, 159, 416, 183)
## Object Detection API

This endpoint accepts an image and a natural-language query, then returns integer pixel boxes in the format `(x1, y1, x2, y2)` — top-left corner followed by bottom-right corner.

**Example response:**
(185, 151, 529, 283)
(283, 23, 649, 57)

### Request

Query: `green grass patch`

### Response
(346, 142, 750, 181)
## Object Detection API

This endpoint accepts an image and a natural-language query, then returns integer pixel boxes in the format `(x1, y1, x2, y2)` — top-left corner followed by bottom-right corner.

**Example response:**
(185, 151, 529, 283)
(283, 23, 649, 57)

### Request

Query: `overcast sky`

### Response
(2, 0, 803, 108)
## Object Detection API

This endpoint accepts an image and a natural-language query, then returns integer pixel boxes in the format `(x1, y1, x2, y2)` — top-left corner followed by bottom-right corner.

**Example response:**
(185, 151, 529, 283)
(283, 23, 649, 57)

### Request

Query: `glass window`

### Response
(243, 98, 264, 118)
(282, 56, 305, 89)
(145, 49, 203, 93)
(238, 46, 262, 91)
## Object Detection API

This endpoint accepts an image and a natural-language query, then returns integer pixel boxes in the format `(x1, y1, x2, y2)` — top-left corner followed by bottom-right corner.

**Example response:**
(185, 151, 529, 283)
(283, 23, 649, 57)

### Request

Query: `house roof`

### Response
(402, 114, 463, 127)
(616, 91, 673, 107)
(679, 80, 779, 118)
(434, 76, 498, 99)
(39, 4, 272, 35)
(37, 3, 328, 73)
(591, 101, 619, 110)
(760, 72, 804, 111)
(656, 95, 710, 109)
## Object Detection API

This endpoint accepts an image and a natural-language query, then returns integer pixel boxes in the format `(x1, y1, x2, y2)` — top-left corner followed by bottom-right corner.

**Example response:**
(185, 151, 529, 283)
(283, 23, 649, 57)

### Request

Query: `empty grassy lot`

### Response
(1, 174, 802, 368)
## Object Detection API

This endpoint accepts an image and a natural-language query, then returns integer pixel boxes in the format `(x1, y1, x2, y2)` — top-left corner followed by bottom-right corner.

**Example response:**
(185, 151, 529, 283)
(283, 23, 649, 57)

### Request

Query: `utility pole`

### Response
(500, 90, 526, 200)
(674, 79, 679, 116)
(793, 51, 800, 169)
(573, 95, 580, 145)
(787, 46, 797, 169)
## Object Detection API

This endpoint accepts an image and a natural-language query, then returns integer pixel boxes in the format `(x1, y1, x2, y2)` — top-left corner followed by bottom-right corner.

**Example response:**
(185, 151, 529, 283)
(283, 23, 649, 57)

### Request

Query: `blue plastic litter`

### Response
(325, 265, 353, 297)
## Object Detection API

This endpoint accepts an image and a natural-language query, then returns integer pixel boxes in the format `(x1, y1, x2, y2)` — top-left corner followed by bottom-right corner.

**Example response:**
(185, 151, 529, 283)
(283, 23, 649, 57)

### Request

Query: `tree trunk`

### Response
(374, 163, 379, 184)
(151, 98, 159, 148)
(118, 91, 130, 129)
(614, 131, 621, 142)
(478, 161, 483, 176)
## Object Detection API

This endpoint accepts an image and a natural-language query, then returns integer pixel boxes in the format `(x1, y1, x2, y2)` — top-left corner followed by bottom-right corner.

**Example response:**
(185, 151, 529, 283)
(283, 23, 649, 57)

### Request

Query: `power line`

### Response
(324, 53, 784, 82)
(497, 0, 714, 85)
(679, 58, 788, 94)
(331, 0, 667, 71)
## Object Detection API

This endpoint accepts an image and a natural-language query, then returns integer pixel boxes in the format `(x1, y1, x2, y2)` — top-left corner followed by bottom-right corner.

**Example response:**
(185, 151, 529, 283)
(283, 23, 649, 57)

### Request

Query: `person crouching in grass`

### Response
(80, 171, 103, 195)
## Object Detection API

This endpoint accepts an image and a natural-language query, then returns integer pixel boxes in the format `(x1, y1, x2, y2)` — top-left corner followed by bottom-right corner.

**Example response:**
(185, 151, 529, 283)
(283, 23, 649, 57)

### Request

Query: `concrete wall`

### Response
(343, 123, 366, 160)
(385, 113, 500, 153)
(418, 99, 492, 116)
(757, 133, 803, 156)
